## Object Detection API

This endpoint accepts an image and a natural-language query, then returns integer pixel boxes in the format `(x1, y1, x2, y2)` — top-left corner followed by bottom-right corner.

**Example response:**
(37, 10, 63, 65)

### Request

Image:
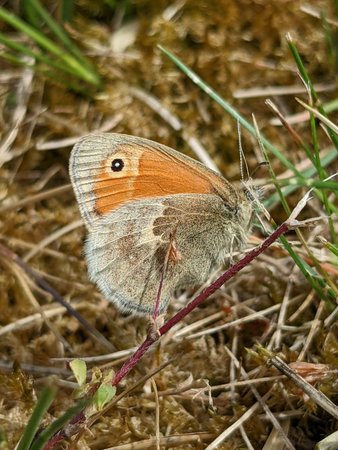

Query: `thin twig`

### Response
(268, 355, 338, 419)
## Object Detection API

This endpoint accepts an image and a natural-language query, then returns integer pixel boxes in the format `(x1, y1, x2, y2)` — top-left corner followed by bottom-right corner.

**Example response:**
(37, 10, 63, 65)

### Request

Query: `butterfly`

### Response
(69, 134, 252, 315)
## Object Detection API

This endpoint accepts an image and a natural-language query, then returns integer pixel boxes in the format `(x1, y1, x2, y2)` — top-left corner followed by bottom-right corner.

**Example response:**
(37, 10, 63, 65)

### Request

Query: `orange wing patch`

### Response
(93, 145, 215, 216)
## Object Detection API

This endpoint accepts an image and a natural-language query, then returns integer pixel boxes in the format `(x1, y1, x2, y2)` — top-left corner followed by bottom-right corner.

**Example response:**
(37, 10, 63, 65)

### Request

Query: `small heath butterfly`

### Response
(69, 134, 252, 315)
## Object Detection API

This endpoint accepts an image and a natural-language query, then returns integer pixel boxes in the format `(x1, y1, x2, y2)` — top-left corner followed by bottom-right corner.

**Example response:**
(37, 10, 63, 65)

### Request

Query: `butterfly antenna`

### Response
(237, 120, 269, 233)
(237, 120, 250, 183)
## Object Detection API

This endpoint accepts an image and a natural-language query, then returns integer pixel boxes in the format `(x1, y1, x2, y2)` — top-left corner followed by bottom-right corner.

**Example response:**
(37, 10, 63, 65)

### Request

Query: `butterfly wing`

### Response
(69, 133, 239, 229)
(85, 194, 250, 314)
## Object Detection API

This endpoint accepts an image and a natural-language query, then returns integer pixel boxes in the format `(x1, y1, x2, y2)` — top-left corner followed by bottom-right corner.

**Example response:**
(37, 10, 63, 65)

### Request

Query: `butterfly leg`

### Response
(152, 228, 181, 321)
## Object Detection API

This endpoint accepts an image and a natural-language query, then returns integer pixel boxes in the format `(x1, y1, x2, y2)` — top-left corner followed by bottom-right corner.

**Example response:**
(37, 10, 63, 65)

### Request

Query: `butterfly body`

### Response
(70, 134, 252, 315)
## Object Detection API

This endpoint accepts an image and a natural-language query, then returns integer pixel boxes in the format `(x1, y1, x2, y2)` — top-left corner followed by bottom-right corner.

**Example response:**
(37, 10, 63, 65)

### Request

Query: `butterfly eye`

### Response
(111, 158, 124, 172)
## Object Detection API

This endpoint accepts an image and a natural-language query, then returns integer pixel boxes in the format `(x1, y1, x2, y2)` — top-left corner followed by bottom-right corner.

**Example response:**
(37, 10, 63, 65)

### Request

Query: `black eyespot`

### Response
(111, 158, 124, 172)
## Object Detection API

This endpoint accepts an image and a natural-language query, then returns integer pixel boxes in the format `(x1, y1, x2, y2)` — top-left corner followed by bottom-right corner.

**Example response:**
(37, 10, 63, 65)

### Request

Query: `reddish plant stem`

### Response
(114, 222, 289, 383)
(42, 221, 289, 449)
(160, 222, 289, 334)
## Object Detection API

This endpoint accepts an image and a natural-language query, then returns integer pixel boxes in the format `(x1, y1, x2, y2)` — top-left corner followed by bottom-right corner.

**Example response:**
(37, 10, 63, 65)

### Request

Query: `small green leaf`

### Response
(94, 384, 116, 410)
(69, 359, 87, 386)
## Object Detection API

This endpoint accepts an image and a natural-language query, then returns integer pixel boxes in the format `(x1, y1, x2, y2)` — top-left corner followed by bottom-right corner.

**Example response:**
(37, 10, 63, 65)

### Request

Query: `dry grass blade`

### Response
(0, 184, 72, 213)
(300, 4, 338, 26)
(234, 82, 336, 99)
(272, 269, 295, 350)
(102, 432, 215, 449)
(0, 61, 33, 165)
(205, 400, 263, 450)
(0, 360, 72, 378)
(0, 305, 74, 337)
(36, 114, 123, 150)
(262, 421, 291, 450)
(184, 303, 281, 339)
(225, 347, 296, 450)
(268, 355, 338, 419)
(296, 97, 338, 135)
(130, 86, 220, 172)
(23, 219, 82, 262)
(297, 300, 326, 361)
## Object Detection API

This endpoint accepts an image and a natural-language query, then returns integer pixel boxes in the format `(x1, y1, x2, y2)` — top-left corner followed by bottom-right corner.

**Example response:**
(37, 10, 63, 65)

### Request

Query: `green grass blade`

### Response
(286, 36, 337, 242)
(0, 50, 91, 93)
(0, 32, 87, 78)
(26, 0, 96, 71)
(319, 237, 338, 260)
(30, 397, 90, 450)
(253, 117, 337, 304)
(264, 148, 338, 211)
(0, 50, 36, 66)
(158, 45, 305, 178)
(287, 34, 338, 151)
(279, 236, 336, 303)
(22, 0, 41, 28)
(61, 0, 75, 22)
(308, 103, 336, 242)
(320, 10, 336, 70)
(276, 178, 338, 192)
(16, 385, 57, 450)
(0, 6, 100, 86)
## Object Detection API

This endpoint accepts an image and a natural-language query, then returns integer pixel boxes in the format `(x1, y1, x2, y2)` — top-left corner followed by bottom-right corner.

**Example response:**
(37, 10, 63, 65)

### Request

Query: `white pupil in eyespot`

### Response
(111, 159, 124, 172)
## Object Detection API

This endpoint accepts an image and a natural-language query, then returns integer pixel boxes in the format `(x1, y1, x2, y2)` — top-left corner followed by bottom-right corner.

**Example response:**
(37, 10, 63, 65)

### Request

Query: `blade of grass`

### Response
(320, 9, 336, 70)
(60, 0, 75, 22)
(158, 45, 305, 178)
(288, 36, 337, 244)
(22, 0, 41, 28)
(253, 115, 338, 304)
(276, 178, 338, 191)
(265, 97, 337, 208)
(0, 6, 100, 86)
(16, 384, 57, 450)
(296, 98, 338, 135)
(26, 0, 96, 71)
(0, 50, 90, 93)
(30, 397, 90, 450)
(307, 96, 336, 244)
(0, 32, 87, 78)
(318, 237, 338, 259)
(286, 33, 338, 151)
(264, 148, 338, 210)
